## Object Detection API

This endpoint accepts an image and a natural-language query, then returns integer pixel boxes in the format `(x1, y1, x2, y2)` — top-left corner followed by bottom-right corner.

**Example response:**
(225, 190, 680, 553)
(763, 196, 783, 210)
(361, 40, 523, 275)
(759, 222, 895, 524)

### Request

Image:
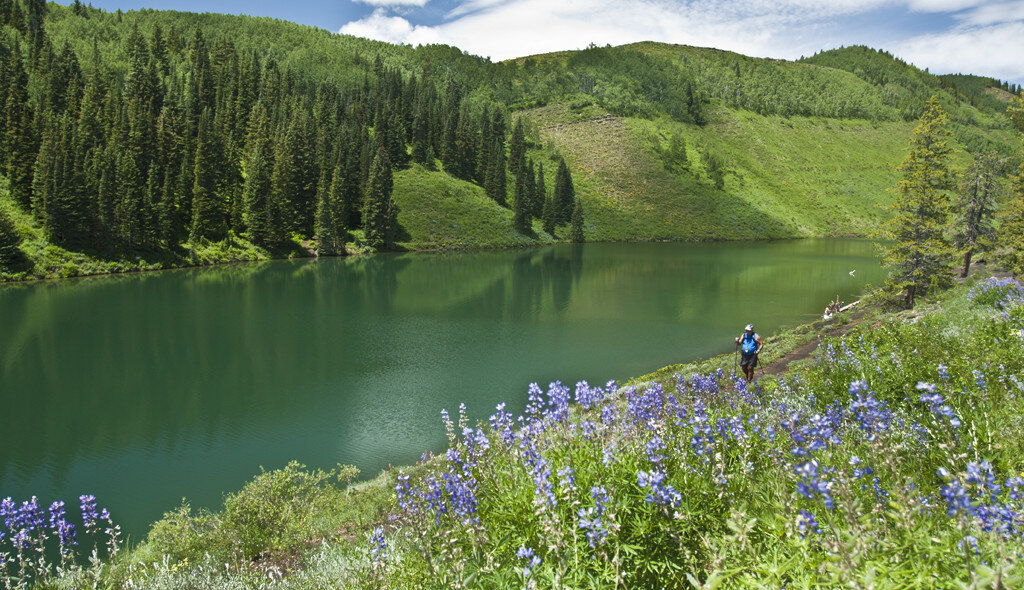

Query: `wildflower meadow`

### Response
(4, 276, 1024, 588)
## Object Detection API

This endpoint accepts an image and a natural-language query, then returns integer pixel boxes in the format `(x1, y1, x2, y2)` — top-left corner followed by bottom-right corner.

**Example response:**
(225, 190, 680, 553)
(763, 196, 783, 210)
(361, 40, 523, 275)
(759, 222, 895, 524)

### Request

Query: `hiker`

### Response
(734, 324, 763, 382)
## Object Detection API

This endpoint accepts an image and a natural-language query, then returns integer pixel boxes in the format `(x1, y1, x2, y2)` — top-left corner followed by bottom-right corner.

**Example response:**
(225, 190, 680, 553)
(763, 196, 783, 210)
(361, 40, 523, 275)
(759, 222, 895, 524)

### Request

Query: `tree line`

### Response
(0, 0, 583, 266)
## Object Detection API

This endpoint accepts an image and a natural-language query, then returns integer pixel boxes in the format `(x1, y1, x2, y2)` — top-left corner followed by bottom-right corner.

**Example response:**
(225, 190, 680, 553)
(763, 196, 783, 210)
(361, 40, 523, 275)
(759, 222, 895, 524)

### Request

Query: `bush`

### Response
(221, 461, 355, 559)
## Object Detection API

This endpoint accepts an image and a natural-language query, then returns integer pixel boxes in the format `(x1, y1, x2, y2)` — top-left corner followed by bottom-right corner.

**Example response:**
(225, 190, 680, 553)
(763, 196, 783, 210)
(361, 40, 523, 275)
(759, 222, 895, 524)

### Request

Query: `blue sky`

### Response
(84, 0, 1024, 83)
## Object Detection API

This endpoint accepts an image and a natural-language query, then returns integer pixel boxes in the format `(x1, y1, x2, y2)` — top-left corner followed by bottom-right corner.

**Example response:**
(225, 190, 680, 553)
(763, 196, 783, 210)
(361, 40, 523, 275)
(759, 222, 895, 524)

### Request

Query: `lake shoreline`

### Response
(0, 233, 868, 287)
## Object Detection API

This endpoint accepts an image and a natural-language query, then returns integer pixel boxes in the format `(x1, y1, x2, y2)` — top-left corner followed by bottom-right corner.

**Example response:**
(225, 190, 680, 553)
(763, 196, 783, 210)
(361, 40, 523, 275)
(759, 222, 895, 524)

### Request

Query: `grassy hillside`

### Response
(0, 6, 1020, 282)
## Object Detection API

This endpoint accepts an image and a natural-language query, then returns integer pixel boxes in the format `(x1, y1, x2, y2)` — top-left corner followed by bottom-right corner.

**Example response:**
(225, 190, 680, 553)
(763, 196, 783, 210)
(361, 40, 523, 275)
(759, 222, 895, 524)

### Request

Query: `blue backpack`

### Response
(742, 333, 759, 354)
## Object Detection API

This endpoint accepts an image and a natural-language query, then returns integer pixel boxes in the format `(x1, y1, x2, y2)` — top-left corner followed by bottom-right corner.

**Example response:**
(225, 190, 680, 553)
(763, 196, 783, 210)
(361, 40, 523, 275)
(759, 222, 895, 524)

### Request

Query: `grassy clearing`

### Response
(393, 164, 553, 251)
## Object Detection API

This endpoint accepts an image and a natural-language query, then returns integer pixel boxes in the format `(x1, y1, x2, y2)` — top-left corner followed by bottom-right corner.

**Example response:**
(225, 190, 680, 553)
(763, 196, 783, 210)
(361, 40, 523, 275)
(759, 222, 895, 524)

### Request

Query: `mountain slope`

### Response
(0, 4, 1019, 282)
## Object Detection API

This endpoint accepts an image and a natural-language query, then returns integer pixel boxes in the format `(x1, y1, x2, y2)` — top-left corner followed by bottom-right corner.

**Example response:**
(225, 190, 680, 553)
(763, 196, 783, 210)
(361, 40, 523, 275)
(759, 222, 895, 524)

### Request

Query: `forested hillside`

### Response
(0, 2, 1019, 281)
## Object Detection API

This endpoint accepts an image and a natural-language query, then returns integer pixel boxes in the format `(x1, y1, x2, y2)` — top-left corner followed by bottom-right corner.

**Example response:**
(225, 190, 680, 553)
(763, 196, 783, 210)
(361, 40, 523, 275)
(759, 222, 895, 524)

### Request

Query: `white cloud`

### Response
(355, 0, 431, 6)
(339, 8, 443, 45)
(337, 0, 1024, 81)
(956, 0, 1024, 25)
(893, 20, 1024, 80)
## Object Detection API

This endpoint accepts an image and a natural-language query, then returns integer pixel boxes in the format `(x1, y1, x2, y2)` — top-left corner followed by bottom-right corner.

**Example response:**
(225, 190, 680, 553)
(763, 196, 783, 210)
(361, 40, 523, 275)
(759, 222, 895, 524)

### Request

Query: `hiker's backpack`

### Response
(742, 333, 758, 354)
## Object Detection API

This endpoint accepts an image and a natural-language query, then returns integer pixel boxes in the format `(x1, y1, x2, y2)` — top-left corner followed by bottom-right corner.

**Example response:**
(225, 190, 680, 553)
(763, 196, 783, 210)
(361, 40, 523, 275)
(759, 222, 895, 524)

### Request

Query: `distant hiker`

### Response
(735, 324, 763, 382)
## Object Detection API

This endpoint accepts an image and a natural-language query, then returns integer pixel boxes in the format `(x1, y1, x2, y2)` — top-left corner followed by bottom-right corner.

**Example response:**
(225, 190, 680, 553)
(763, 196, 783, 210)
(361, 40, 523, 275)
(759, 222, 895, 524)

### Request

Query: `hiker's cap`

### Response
(744, 324, 754, 331)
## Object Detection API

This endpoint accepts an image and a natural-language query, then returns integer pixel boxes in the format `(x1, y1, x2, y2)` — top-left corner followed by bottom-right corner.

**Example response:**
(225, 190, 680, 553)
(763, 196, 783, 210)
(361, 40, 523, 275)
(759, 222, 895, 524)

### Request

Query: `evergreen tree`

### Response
(512, 168, 531, 234)
(508, 116, 526, 179)
(703, 151, 724, 190)
(340, 127, 363, 229)
(4, 52, 35, 209)
(0, 208, 22, 268)
(954, 152, 1004, 277)
(995, 92, 1024, 275)
(535, 161, 546, 219)
(664, 132, 688, 173)
(553, 158, 575, 224)
(570, 198, 585, 243)
(542, 193, 557, 237)
(880, 96, 956, 308)
(314, 168, 338, 255)
(362, 147, 397, 250)
(485, 138, 507, 206)
(189, 109, 223, 242)
(241, 136, 272, 246)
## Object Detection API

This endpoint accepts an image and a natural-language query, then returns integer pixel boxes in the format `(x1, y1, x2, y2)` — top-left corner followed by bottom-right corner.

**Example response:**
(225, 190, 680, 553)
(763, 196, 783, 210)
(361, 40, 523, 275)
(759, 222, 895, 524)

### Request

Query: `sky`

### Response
(84, 0, 1024, 84)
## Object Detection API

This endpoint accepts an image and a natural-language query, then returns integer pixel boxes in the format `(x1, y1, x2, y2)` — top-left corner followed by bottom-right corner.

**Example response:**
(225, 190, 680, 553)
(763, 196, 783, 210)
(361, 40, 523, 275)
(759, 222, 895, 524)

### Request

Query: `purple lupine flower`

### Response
(578, 507, 609, 548)
(517, 546, 542, 576)
(48, 500, 66, 529)
(797, 510, 822, 537)
(370, 527, 387, 562)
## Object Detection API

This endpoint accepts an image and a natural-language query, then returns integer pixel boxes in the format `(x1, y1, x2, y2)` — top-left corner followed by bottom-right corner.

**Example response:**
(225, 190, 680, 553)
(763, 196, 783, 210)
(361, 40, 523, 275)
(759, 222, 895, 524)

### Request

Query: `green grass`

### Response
(520, 102, 1000, 244)
(393, 163, 554, 250)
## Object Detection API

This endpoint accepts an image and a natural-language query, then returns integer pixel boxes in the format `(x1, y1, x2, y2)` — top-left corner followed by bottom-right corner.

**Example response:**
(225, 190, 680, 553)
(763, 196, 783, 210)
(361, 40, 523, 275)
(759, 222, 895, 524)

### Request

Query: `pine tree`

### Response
(512, 168, 531, 234)
(509, 116, 526, 179)
(880, 96, 956, 308)
(664, 132, 688, 173)
(995, 91, 1024, 275)
(0, 208, 22, 267)
(241, 136, 272, 246)
(485, 138, 507, 206)
(570, 198, 585, 243)
(954, 152, 1004, 277)
(553, 158, 575, 225)
(314, 167, 338, 255)
(542, 193, 557, 238)
(189, 109, 223, 242)
(535, 161, 546, 219)
(4, 52, 35, 209)
(703, 151, 724, 190)
(362, 147, 397, 250)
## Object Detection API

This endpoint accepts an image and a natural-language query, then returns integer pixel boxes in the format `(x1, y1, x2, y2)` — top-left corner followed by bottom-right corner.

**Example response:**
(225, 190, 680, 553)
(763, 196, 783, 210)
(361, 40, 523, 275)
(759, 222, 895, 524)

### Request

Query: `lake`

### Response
(0, 240, 885, 540)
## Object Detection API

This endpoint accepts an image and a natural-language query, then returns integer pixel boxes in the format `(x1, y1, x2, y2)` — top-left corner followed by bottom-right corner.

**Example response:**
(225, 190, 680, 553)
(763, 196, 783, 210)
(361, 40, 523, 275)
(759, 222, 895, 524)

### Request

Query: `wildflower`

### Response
(370, 527, 387, 562)
(797, 510, 822, 537)
(517, 546, 542, 576)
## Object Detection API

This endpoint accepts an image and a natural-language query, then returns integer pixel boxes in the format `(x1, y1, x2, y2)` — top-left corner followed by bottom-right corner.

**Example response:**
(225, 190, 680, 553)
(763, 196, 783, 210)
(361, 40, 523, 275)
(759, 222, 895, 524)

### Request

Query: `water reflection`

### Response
(0, 240, 884, 540)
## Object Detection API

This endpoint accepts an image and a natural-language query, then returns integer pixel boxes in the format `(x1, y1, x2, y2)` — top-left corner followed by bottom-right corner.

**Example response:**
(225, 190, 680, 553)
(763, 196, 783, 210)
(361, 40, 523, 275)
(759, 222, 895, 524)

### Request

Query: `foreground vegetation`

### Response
(4, 273, 1024, 588)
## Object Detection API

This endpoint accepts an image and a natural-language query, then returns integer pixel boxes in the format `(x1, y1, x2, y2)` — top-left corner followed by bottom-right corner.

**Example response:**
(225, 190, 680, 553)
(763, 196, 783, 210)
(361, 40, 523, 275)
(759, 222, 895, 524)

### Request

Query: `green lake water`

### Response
(0, 240, 885, 541)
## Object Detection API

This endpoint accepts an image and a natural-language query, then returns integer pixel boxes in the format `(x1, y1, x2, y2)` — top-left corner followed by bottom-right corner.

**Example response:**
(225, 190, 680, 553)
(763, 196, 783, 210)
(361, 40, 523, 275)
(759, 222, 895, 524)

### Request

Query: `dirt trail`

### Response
(758, 309, 869, 377)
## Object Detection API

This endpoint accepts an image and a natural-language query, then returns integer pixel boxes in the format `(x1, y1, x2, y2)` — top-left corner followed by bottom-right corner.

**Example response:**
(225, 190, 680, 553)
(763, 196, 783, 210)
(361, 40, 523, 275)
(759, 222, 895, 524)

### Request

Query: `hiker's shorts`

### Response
(740, 353, 758, 369)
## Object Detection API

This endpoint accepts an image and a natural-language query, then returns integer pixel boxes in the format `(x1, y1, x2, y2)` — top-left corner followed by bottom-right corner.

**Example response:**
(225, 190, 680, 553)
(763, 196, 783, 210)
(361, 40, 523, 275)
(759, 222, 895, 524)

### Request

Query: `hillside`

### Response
(0, 3, 1020, 282)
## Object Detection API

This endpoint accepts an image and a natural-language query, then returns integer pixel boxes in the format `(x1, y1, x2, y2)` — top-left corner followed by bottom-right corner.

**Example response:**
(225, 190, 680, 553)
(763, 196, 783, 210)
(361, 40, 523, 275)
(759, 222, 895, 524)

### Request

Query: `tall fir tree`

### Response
(541, 193, 557, 238)
(553, 158, 576, 225)
(880, 96, 956, 308)
(485, 138, 507, 206)
(362, 147, 397, 250)
(570, 198, 585, 243)
(535, 161, 546, 219)
(996, 91, 1024, 275)
(508, 116, 526, 179)
(5, 51, 35, 210)
(241, 135, 272, 246)
(512, 167, 531, 234)
(189, 109, 223, 242)
(314, 167, 339, 255)
(954, 152, 1004, 277)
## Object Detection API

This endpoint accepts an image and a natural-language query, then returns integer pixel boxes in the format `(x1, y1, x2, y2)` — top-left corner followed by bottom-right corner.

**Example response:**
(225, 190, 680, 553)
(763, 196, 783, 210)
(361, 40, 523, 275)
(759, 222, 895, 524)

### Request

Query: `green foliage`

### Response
(953, 151, 1005, 276)
(880, 97, 956, 307)
(702, 150, 725, 190)
(362, 148, 397, 251)
(570, 198, 584, 243)
(0, 206, 23, 266)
